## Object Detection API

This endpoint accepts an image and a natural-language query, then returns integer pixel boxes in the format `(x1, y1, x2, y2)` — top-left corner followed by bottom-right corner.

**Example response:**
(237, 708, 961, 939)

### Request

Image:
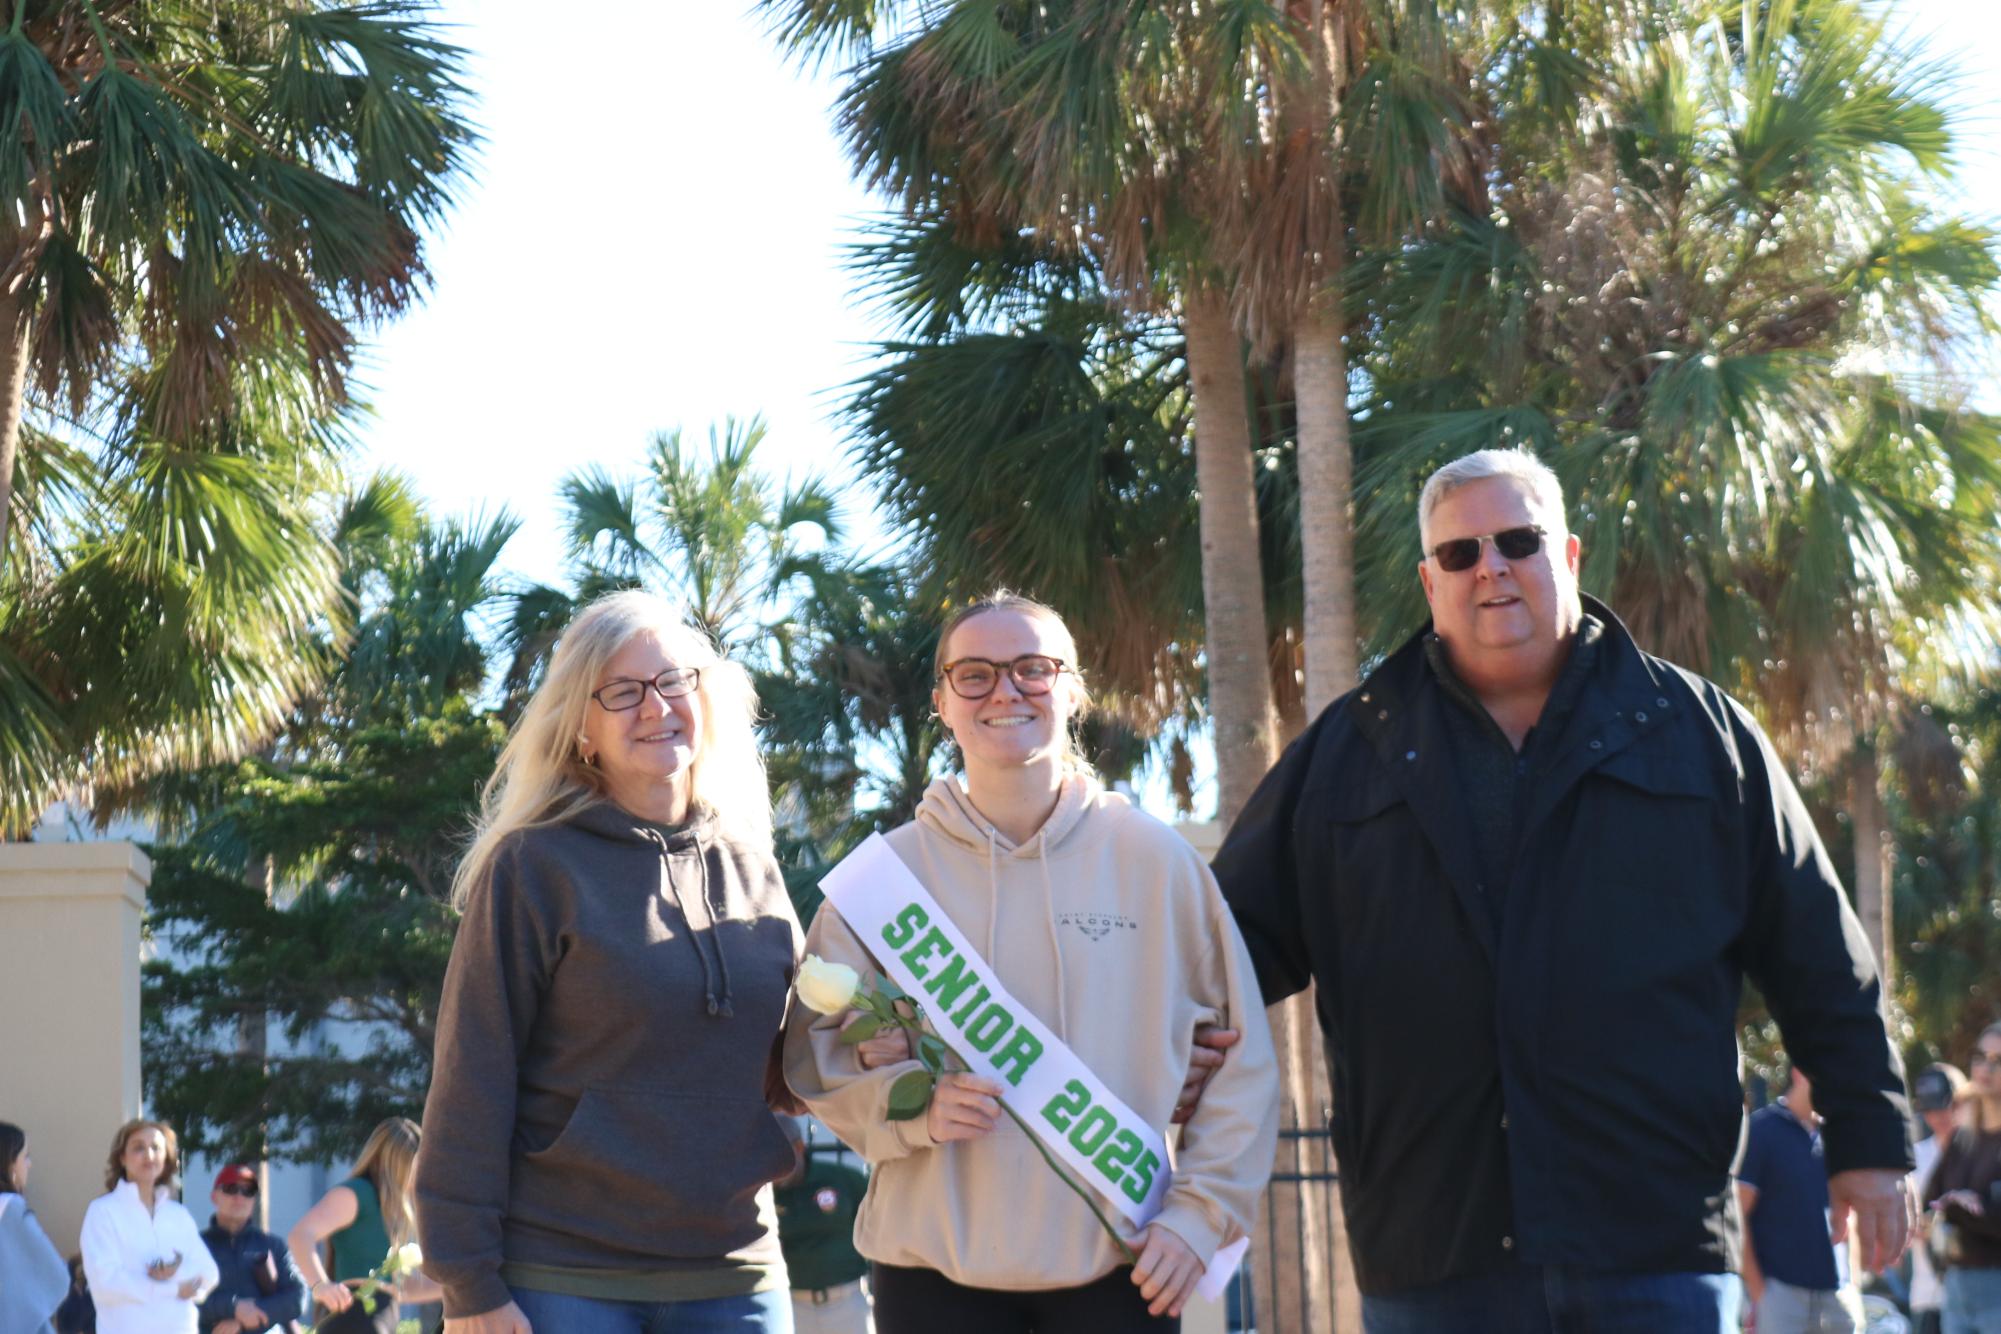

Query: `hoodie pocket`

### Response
(510, 1087, 795, 1259)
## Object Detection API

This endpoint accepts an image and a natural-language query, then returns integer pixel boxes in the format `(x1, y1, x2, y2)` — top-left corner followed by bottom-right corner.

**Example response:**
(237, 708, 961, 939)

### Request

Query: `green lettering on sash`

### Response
(899, 926, 951, 980)
(965, 1003, 1013, 1053)
(922, 953, 981, 1009)
(949, 983, 990, 1028)
(881, 902, 928, 951)
(991, 1026, 1043, 1087)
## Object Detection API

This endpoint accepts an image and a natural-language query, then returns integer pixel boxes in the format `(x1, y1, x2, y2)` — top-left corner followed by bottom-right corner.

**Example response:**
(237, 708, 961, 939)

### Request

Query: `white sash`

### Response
(819, 833, 1249, 1297)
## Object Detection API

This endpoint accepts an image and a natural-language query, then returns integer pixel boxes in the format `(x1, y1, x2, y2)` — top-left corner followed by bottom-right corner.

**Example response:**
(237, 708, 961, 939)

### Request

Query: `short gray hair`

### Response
(1417, 448, 1568, 548)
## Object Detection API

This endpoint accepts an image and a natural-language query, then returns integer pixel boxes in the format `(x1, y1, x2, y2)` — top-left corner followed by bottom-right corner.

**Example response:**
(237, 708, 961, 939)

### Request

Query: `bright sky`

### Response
(354, 0, 2001, 816)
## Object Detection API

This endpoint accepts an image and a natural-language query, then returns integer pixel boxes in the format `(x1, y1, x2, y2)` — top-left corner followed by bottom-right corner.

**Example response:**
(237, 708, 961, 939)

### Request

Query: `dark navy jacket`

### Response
(198, 1220, 309, 1333)
(1213, 596, 1912, 1295)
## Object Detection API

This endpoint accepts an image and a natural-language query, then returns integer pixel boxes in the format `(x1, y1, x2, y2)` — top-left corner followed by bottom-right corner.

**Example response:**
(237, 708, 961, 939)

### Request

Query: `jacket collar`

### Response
(1344, 595, 1688, 963)
(1349, 594, 1675, 750)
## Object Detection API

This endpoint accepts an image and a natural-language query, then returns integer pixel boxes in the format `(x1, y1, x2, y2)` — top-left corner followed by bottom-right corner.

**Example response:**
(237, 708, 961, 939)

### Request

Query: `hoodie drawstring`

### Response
(646, 829, 733, 1019)
(984, 824, 1001, 963)
(1035, 828, 1070, 1039)
(698, 829, 735, 1017)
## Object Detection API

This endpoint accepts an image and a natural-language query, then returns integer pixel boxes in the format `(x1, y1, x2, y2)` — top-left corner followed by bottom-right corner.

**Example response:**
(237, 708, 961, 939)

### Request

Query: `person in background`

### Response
(55, 1254, 97, 1334)
(197, 1164, 308, 1334)
(774, 1118, 872, 1334)
(0, 1120, 70, 1333)
(80, 1118, 219, 1334)
(1738, 1066, 1864, 1333)
(290, 1118, 441, 1333)
(1925, 1026, 2001, 1334)
(1912, 1065, 1971, 1334)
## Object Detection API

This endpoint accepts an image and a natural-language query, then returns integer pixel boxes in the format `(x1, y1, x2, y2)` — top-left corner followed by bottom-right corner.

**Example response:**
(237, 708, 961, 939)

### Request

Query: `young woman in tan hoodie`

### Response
(785, 593, 1280, 1332)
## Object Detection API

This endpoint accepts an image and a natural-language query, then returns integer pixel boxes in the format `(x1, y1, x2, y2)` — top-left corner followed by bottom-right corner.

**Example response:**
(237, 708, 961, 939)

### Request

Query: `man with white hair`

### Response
(1209, 448, 1915, 1331)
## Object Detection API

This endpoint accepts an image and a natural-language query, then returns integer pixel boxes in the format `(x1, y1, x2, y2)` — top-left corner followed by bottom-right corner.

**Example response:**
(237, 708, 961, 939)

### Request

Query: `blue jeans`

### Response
(509, 1285, 793, 1334)
(1945, 1267, 2001, 1334)
(1360, 1264, 1741, 1334)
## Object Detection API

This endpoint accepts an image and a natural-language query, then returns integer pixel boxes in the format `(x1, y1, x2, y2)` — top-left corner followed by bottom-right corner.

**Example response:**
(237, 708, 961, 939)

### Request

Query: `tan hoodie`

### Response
(784, 775, 1279, 1291)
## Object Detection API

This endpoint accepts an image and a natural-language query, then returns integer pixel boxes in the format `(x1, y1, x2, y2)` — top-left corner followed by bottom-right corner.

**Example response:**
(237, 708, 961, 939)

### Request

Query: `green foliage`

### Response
(142, 707, 503, 1163)
(1346, 0, 2001, 762)
(2, 0, 476, 424)
(140, 496, 512, 1163)
(1, 0, 478, 834)
(1, 362, 350, 835)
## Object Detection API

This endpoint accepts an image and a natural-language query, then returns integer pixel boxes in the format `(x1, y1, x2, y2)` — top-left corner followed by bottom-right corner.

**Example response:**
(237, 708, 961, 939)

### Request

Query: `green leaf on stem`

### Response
(840, 1012, 884, 1044)
(885, 1069, 935, 1120)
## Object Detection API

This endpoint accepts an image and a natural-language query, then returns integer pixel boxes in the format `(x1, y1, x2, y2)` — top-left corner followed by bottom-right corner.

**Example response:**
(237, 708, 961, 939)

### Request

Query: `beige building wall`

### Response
(0, 842, 150, 1254)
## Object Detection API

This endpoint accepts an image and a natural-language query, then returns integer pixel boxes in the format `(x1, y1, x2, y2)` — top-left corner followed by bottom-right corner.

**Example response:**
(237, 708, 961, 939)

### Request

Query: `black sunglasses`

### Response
(1428, 524, 1546, 573)
(591, 667, 700, 712)
(937, 655, 1067, 700)
(216, 1183, 258, 1198)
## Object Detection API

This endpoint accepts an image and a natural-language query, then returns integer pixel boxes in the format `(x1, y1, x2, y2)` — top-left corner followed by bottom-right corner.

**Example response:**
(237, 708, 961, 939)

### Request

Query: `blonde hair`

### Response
(104, 1118, 179, 1194)
(350, 1117, 420, 1250)
(452, 590, 773, 910)
(935, 591, 1097, 781)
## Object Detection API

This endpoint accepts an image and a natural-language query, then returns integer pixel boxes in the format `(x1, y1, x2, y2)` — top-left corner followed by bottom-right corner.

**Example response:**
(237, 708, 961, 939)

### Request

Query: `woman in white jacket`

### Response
(80, 1119, 218, 1334)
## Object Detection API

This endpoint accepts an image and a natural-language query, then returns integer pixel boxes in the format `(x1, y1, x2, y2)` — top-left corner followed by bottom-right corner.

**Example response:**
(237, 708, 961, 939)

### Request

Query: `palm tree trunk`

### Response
(1852, 743, 1895, 998)
(0, 288, 30, 580)
(1296, 304, 1359, 715)
(1184, 285, 1278, 824)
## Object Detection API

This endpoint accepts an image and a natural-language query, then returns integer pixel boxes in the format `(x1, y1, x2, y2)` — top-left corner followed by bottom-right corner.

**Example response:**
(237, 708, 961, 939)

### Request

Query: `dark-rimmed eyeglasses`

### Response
(1974, 1051, 2001, 1069)
(591, 668, 701, 712)
(216, 1183, 258, 1198)
(938, 655, 1067, 700)
(1428, 524, 1546, 573)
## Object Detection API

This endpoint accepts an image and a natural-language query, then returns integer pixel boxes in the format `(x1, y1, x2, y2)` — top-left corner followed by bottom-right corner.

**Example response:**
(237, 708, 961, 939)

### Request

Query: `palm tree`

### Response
(1, 359, 353, 836)
(1347, 0, 2001, 976)
(549, 417, 842, 659)
(0, 1, 474, 567)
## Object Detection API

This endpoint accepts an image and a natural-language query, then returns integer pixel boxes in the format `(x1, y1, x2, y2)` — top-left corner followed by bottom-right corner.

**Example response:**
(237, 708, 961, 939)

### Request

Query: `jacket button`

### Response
(1501, 1236, 1514, 1250)
(1378, 710, 1389, 721)
(1589, 739, 1603, 750)
(1361, 692, 1372, 703)
(1500, 1114, 1509, 1130)
(1405, 750, 1418, 762)
(1634, 710, 1649, 723)
(1656, 697, 1669, 709)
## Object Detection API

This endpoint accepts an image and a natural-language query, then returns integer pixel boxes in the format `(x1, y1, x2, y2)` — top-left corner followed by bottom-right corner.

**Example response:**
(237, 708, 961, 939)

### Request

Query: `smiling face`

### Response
(1418, 475, 1582, 688)
(120, 1127, 168, 1192)
(934, 608, 1080, 781)
(581, 628, 705, 821)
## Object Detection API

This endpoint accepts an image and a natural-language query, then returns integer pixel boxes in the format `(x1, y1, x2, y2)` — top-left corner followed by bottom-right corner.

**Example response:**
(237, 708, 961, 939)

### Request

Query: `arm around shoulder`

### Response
(1152, 892, 1282, 1265)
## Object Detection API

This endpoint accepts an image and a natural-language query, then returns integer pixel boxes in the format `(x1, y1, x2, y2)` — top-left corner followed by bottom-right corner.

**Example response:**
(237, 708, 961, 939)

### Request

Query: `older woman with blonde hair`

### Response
(415, 590, 807, 1334)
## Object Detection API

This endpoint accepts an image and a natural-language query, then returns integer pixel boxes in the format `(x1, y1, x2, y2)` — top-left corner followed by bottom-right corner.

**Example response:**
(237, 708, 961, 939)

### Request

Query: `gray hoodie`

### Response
(415, 802, 802, 1318)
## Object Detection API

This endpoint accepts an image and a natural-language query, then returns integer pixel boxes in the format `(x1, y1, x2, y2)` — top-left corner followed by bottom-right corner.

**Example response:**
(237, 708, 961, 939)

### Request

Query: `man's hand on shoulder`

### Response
(1828, 1167, 1915, 1272)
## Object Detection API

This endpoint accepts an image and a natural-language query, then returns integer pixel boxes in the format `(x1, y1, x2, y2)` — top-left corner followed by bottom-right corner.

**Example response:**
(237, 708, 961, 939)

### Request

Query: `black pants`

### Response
(871, 1263, 1179, 1334)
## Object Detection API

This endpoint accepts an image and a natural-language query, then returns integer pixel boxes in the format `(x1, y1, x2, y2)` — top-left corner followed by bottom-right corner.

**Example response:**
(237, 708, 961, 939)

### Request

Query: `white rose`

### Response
(796, 955, 861, 1015)
(391, 1242, 423, 1275)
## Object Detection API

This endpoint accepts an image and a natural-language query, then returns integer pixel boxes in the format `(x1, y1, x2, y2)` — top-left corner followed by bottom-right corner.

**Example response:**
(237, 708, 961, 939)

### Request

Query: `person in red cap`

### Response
(197, 1165, 308, 1334)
